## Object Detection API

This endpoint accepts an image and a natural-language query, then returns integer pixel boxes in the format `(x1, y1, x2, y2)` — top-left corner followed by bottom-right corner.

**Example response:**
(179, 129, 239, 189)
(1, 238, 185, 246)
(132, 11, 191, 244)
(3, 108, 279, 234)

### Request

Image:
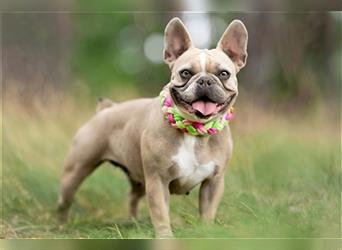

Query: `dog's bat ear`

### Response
(163, 17, 193, 67)
(217, 20, 248, 71)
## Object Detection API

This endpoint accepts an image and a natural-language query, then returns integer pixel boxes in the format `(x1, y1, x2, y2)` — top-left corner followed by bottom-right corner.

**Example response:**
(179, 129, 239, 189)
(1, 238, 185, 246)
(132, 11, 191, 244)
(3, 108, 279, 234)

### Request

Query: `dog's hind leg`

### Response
(57, 160, 99, 223)
(128, 179, 145, 219)
(57, 131, 106, 223)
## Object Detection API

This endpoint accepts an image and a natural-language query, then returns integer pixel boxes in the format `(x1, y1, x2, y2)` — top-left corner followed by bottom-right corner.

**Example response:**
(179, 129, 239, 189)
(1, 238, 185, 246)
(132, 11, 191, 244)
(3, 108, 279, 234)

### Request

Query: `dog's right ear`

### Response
(163, 17, 193, 67)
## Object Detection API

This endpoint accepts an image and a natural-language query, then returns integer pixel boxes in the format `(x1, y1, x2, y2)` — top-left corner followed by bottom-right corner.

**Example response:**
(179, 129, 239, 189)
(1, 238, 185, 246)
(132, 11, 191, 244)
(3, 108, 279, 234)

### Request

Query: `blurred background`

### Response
(1, 0, 341, 244)
(3, 10, 341, 111)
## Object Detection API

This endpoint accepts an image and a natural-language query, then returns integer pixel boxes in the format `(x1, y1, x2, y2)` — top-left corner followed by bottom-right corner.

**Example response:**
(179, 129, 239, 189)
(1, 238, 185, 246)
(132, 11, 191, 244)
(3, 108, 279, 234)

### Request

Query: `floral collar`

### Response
(159, 89, 234, 136)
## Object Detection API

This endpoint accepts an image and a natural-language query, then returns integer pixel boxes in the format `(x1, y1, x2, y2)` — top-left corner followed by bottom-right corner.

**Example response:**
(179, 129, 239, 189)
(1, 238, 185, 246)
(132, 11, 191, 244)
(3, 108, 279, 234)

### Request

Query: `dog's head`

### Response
(163, 18, 248, 122)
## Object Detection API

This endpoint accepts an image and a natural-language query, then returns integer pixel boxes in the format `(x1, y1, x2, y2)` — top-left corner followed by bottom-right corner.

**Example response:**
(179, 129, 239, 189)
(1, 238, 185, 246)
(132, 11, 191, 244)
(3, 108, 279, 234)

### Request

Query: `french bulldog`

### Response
(57, 17, 248, 238)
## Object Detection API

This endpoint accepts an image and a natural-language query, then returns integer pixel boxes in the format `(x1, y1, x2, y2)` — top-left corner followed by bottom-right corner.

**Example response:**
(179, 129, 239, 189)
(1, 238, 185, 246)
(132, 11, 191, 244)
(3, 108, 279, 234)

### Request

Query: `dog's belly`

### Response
(169, 135, 216, 194)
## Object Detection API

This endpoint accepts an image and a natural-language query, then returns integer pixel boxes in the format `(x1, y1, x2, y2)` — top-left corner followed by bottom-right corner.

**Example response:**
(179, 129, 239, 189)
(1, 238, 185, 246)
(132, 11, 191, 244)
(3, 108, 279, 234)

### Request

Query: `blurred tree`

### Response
(3, 12, 71, 104)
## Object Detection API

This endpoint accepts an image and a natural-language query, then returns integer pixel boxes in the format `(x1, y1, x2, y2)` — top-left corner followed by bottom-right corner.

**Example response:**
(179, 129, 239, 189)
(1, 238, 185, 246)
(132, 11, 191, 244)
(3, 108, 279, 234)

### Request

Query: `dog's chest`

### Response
(171, 135, 216, 191)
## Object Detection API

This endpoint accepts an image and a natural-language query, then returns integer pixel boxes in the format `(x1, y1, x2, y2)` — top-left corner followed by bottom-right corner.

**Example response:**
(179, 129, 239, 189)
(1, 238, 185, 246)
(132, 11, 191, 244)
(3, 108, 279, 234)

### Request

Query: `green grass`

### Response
(1, 97, 340, 239)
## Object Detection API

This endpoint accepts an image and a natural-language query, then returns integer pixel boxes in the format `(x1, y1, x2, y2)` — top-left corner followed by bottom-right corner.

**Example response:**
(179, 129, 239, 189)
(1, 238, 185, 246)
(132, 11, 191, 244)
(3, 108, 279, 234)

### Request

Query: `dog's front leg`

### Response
(145, 174, 172, 238)
(199, 173, 225, 222)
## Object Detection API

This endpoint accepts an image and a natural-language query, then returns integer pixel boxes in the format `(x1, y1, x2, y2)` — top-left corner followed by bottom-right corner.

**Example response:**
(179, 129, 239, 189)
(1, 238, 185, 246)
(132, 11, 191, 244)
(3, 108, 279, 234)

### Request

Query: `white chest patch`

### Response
(172, 135, 216, 188)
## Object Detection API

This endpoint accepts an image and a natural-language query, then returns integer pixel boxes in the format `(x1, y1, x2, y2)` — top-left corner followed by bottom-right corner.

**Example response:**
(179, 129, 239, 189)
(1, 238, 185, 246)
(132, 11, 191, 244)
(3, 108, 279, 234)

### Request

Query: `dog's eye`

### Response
(218, 70, 230, 80)
(179, 70, 193, 79)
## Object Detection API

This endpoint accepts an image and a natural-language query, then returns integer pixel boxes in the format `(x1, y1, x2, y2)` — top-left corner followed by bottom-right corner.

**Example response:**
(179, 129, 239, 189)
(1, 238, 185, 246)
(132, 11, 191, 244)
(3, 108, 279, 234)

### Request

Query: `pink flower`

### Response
(162, 106, 168, 113)
(167, 114, 175, 124)
(183, 120, 192, 126)
(193, 122, 206, 134)
(225, 113, 234, 121)
(207, 128, 218, 135)
(164, 98, 173, 107)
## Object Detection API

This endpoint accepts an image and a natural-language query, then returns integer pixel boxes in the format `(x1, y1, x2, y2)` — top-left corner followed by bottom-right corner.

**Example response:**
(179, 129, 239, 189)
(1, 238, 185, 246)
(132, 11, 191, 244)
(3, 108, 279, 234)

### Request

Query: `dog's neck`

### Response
(159, 87, 234, 136)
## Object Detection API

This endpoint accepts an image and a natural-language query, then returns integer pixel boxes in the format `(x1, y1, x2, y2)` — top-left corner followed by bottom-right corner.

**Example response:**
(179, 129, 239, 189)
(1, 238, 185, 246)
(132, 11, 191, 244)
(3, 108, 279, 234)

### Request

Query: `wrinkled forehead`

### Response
(172, 48, 236, 74)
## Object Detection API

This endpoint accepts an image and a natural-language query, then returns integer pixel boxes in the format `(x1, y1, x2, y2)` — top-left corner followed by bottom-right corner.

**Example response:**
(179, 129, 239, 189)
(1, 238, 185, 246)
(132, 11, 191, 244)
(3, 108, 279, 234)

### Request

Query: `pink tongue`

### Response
(192, 100, 219, 116)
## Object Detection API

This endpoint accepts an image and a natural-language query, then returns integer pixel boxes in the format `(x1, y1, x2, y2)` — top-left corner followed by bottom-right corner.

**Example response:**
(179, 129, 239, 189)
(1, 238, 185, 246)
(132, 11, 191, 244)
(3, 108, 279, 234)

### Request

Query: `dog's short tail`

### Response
(96, 97, 115, 113)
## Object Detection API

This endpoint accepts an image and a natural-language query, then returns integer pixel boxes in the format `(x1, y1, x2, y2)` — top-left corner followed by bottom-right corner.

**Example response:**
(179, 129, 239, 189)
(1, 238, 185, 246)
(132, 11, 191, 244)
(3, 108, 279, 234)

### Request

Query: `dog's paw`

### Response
(57, 206, 69, 224)
(155, 230, 174, 239)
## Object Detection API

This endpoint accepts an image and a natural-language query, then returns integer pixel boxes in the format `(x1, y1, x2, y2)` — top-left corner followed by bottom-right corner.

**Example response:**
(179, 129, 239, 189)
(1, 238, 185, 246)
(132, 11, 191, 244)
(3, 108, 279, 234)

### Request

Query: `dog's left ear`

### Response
(163, 17, 193, 67)
(217, 20, 248, 71)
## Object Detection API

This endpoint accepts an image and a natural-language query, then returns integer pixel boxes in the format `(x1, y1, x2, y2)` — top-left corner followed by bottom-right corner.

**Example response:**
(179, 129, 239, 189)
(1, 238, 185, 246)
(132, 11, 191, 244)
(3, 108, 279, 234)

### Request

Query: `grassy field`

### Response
(1, 91, 340, 239)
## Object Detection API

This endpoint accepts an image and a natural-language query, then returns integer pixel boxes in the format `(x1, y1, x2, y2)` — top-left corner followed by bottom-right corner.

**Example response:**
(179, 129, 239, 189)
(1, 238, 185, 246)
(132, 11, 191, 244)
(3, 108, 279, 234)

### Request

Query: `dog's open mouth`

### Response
(172, 91, 235, 119)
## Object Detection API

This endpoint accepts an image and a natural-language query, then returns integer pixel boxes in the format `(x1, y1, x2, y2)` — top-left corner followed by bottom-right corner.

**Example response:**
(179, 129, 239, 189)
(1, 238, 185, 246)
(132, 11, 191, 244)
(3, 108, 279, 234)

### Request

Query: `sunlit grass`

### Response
(1, 89, 340, 239)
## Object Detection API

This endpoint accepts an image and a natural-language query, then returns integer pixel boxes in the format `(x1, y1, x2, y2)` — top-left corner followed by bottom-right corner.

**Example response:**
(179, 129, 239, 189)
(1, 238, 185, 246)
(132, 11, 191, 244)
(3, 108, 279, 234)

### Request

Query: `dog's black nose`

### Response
(197, 76, 214, 87)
